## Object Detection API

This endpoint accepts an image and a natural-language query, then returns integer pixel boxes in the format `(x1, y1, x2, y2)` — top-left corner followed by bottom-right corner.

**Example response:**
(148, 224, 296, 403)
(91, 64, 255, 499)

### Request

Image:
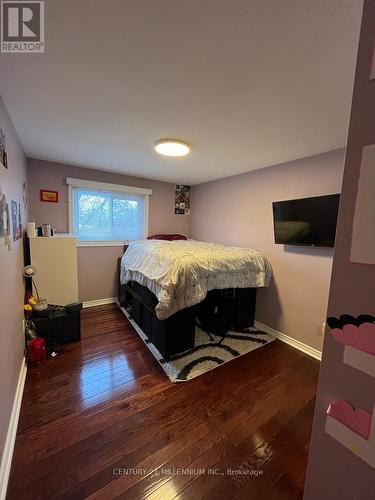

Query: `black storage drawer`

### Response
(152, 306, 197, 358)
(198, 288, 257, 331)
(131, 282, 158, 309)
(123, 280, 196, 359)
(130, 296, 142, 327)
(233, 288, 257, 328)
(32, 310, 81, 343)
(141, 306, 154, 340)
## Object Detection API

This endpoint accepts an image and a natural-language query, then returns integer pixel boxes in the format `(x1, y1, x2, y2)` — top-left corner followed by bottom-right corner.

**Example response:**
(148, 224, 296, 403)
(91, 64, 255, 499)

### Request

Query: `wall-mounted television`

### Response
(272, 194, 340, 247)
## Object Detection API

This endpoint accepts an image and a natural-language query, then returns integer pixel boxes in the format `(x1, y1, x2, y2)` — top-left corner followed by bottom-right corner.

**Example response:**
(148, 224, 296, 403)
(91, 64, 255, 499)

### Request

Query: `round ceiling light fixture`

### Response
(154, 139, 190, 157)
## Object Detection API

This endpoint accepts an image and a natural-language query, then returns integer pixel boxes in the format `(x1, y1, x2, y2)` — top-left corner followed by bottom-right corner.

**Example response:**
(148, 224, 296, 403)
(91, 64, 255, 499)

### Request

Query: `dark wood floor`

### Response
(7, 305, 319, 500)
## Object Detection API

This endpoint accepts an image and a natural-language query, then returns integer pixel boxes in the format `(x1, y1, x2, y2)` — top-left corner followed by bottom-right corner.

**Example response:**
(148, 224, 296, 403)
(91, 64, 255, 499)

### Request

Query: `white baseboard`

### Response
(0, 358, 27, 500)
(82, 297, 117, 308)
(254, 321, 322, 361)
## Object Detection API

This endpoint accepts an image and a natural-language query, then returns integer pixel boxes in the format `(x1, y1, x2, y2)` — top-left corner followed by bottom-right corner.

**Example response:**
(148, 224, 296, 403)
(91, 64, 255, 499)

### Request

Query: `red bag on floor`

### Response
(27, 337, 47, 366)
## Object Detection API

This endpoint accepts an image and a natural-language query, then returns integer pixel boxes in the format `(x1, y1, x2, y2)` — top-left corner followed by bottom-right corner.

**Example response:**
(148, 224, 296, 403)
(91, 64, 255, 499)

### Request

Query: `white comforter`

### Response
(120, 239, 272, 320)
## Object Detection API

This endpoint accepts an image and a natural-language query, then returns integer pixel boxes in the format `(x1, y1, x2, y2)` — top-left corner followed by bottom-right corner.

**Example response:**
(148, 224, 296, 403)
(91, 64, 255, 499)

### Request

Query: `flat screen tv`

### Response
(272, 194, 340, 247)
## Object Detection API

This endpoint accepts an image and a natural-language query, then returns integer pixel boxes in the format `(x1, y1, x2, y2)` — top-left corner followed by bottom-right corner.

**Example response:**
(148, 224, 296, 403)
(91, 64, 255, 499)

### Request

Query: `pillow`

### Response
(147, 234, 187, 241)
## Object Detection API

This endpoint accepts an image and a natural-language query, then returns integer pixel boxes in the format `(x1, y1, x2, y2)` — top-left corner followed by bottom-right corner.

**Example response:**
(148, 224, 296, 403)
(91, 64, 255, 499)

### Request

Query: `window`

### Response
(67, 178, 151, 246)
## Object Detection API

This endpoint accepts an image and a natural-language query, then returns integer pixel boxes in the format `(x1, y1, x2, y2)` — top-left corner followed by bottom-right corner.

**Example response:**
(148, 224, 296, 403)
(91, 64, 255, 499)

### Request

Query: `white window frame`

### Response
(66, 178, 152, 247)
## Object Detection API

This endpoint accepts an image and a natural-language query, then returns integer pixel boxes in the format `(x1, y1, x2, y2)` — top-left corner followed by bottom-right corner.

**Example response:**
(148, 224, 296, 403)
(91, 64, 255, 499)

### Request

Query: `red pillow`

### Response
(147, 234, 187, 241)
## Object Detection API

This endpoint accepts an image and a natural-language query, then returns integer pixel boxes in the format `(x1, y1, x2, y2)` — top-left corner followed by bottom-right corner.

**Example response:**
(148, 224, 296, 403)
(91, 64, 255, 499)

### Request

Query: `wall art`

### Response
(0, 129, 7, 169)
(11, 200, 22, 241)
(326, 400, 375, 469)
(40, 189, 58, 203)
(0, 192, 4, 238)
(3, 196, 11, 250)
(175, 185, 190, 215)
(327, 315, 375, 377)
(23, 181, 28, 209)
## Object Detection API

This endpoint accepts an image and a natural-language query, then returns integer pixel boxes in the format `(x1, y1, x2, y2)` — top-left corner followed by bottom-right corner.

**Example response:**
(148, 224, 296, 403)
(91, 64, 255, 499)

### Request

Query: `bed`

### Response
(118, 239, 272, 358)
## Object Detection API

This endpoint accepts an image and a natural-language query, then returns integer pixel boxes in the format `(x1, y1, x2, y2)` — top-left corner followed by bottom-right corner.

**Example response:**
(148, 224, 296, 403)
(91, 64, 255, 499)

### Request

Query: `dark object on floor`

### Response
(45, 339, 64, 357)
(198, 288, 257, 339)
(197, 289, 235, 336)
(124, 280, 197, 359)
(32, 305, 82, 344)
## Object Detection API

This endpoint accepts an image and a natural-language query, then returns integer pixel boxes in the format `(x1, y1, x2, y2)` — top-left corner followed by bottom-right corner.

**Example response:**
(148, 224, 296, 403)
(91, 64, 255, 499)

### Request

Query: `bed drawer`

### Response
(151, 306, 196, 359)
(131, 282, 158, 308)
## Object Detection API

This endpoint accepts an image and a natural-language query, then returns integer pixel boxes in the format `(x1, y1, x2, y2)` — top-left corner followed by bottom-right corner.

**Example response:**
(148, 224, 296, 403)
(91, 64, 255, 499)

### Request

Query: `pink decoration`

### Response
(331, 322, 375, 355)
(327, 400, 371, 439)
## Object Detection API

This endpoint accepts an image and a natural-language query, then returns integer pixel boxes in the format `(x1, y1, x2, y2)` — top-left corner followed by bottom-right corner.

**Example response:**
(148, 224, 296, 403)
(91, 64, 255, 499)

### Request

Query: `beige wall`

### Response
(190, 149, 345, 351)
(27, 159, 190, 301)
(0, 97, 27, 459)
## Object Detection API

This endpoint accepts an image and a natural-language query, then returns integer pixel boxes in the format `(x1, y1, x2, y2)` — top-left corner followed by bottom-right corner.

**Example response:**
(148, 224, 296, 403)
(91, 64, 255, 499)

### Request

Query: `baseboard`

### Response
(82, 297, 117, 308)
(0, 358, 27, 500)
(254, 321, 322, 361)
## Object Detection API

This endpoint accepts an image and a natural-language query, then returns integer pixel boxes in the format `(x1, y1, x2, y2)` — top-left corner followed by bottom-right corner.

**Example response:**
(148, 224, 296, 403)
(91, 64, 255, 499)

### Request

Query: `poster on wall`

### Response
(23, 181, 28, 209)
(0, 129, 7, 169)
(1, 192, 11, 250)
(351, 144, 375, 265)
(40, 189, 58, 203)
(0, 193, 3, 237)
(5, 201, 11, 249)
(11, 200, 22, 241)
(175, 185, 190, 215)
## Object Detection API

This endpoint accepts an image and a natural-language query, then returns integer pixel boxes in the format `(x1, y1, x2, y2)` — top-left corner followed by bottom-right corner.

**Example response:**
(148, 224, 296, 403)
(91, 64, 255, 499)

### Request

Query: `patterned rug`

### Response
(120, 306, 275, 382)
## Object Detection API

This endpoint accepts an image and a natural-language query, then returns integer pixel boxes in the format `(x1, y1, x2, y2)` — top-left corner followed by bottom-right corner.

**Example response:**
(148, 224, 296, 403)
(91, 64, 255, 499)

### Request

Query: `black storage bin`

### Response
(197, 289, 235, 335)
(198, 288, 257, 333)
(233, 288, 257, 329)
(123, 280, 196, 359)
(32, 309, 81, 344)
(151, 306, 197, 359)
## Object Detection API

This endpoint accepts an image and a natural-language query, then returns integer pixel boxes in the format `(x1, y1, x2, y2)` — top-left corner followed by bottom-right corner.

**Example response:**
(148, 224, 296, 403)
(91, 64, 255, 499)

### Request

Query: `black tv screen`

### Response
(272, 194, 340, 247)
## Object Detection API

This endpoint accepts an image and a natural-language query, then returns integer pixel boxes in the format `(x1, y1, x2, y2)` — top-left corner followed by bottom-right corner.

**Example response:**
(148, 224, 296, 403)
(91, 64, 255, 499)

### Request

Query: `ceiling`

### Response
(0, 0, 363, 185)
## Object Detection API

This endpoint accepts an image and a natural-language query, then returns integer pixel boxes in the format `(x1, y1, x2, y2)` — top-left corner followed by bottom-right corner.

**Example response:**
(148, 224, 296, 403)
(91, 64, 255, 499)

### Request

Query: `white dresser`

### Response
(29, 234, 79, 305)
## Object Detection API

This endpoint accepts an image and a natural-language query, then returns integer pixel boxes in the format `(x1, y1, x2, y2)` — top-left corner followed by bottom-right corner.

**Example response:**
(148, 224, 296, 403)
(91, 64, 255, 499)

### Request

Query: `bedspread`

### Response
(120, 239, 272, 320)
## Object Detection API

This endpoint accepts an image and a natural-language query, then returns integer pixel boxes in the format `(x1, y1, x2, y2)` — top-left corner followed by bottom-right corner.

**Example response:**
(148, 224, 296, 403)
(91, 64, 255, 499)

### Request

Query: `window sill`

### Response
(77, 241, 126, 248)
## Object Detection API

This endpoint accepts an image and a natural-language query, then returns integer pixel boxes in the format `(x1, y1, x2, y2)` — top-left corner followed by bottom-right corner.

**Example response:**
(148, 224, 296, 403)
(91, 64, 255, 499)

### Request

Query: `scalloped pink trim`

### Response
(327, 400, 371, 439)
(331, 323, 375, 355)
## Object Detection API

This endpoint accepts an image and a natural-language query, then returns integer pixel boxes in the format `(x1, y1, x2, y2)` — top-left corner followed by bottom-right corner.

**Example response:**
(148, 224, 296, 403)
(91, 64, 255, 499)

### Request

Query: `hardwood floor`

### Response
(7, 305, 319, 500)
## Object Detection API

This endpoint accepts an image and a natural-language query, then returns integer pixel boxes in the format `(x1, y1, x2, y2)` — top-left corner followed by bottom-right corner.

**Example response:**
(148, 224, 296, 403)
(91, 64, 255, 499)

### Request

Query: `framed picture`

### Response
(11, 200, 22, 241)
(40, 189, 59, 203)
(0, 128, 8, 169)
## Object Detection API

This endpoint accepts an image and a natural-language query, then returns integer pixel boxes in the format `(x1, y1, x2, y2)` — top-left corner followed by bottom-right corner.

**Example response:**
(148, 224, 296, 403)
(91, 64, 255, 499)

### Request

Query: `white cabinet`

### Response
(29, 234, 78, 305)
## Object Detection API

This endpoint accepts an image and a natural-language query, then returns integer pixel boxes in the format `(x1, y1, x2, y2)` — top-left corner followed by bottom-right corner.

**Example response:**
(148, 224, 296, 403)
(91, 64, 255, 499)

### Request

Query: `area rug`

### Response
(120, 306, 275, 382)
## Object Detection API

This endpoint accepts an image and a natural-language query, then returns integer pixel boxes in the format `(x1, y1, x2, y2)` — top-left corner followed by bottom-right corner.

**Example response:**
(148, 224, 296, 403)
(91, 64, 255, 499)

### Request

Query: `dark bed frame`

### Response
(117, 258, 257, 359)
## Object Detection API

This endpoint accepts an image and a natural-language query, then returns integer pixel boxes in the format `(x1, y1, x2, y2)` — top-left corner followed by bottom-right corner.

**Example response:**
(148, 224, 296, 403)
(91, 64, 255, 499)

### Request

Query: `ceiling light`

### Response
(154, 139, 190, 157)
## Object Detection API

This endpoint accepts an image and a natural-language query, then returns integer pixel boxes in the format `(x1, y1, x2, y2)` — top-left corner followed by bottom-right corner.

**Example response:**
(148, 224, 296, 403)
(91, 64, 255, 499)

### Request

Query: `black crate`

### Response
(123, 280, 196, 359)
(32, 309, 81, 344)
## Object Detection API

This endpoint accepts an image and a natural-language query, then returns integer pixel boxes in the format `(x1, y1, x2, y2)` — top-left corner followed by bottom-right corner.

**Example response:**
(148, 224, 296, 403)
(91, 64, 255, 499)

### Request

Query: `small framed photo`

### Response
(40, 189, 59, 203)
(0, 128, 8, 169)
